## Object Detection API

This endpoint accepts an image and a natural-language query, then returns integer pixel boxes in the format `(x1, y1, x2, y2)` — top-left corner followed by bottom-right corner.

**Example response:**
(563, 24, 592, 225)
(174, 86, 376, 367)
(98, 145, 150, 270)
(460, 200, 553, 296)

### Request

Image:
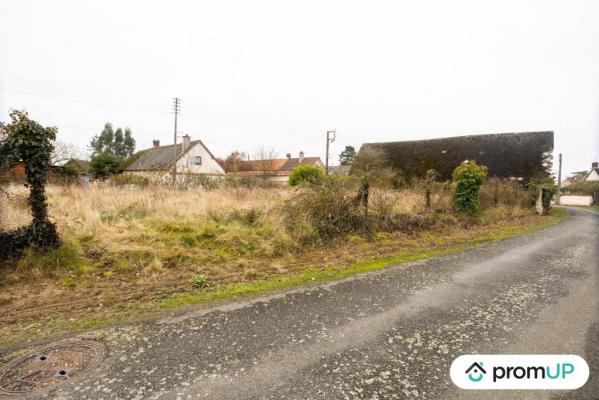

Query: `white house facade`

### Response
(123, 135, 225, 181)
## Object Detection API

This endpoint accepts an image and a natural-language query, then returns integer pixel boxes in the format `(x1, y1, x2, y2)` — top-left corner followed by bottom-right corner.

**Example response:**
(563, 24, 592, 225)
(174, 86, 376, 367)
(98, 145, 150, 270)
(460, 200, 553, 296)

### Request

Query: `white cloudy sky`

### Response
(1, 0, 598, 176)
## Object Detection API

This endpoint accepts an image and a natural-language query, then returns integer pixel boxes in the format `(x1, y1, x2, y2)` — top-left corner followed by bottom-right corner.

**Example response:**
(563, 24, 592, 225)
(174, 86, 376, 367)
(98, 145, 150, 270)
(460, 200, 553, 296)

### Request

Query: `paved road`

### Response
(6, 208, 599, 399)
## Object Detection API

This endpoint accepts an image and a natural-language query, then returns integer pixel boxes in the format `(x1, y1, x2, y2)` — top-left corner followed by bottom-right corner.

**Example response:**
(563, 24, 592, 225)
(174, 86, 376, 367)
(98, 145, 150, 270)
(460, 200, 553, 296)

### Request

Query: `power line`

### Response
(0, 87, 168, 115)
(1, 86, 302, 139)
(180, 112, 300, 138)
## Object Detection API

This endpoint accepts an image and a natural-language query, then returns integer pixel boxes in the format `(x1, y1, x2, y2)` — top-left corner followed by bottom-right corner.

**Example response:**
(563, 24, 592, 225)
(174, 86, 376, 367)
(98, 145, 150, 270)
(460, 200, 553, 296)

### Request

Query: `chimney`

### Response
(286, 153, 291, 158)
(593, 162, 598, 169)
(299, 151, 304, 164)
(182, 134, 191, 153)
(153, 140, 160, 148)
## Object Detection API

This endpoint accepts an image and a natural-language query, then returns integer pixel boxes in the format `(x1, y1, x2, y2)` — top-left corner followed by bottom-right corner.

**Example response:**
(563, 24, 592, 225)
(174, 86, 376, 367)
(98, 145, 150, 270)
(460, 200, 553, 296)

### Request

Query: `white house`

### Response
(123, 135, 225, 181)
(586, 162, 599, 181)
(558, 161, 599, 206)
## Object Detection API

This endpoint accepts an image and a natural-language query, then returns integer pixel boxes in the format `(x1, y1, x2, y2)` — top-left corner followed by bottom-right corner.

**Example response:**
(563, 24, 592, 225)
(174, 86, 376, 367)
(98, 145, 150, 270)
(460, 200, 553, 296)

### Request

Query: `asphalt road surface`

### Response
(7, 207, 599, 399)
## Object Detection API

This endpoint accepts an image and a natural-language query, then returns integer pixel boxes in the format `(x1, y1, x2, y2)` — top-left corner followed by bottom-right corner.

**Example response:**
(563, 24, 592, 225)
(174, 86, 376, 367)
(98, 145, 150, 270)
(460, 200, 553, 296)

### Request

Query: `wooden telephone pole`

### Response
(172, 97, 181, 186)
(556, 153, 562, 205)
(325, 130, 336, 175)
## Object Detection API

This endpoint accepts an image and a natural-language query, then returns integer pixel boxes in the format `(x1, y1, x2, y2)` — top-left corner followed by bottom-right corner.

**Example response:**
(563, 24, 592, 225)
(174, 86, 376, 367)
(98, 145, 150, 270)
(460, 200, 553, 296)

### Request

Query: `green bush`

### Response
(90, 153, 121, 179)
(452, 161, 488, 215)
(109, 174, 149, 187)
(289, 164, 324, 186)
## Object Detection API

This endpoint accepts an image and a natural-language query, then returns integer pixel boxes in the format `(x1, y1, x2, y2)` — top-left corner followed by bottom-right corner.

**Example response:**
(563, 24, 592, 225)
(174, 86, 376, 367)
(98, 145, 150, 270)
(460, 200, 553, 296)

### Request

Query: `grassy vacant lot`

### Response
(0, 181, 566, 344)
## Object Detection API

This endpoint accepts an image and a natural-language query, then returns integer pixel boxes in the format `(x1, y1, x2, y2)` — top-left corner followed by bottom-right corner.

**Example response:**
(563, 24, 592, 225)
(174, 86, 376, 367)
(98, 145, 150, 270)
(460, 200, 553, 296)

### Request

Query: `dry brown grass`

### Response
(0, 179, 545, 343)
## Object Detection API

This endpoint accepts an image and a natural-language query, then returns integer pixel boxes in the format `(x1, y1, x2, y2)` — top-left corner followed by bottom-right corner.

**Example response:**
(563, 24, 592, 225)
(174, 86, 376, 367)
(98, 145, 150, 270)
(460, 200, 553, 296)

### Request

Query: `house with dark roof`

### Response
(64, 159, 91, 174)
(227, 151, 324, 183)
(123, 135, 225, 180)
(357, 131, 554, 181)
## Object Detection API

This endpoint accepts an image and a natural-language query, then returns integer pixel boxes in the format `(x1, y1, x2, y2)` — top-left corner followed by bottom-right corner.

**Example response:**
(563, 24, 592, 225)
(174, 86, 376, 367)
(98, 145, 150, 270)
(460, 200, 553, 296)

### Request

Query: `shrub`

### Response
(479, 178, 534, 209)
(452, 161, 488, 215)
(90, 153, 121, 179)
(285, 176, 362, 240)
(289, 164, 324, 186)
(191, 273, 208, 289)
(175, 174, 218, 190)
(109, 174, 149, 187)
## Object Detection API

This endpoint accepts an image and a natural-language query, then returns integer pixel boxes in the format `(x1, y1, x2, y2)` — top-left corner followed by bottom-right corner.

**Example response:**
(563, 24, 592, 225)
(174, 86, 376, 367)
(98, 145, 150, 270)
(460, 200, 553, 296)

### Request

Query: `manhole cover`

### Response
(0, 339, 106, 397)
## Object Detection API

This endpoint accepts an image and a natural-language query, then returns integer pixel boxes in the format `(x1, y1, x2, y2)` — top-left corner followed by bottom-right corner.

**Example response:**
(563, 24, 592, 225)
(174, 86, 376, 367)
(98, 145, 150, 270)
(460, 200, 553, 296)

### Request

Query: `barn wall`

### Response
(559, 195, 593, 206)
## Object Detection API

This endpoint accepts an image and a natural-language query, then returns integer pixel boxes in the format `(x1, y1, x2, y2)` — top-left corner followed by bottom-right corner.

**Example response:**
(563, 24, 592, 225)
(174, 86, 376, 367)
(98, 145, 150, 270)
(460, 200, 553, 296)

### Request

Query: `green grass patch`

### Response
(160, 210, 568, 309)
(16, 242, 96, 277)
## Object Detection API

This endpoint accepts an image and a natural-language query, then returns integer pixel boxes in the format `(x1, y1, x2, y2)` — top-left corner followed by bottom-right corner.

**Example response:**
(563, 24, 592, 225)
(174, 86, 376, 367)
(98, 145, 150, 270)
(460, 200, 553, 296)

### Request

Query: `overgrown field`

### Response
(0, 179, 565, 344)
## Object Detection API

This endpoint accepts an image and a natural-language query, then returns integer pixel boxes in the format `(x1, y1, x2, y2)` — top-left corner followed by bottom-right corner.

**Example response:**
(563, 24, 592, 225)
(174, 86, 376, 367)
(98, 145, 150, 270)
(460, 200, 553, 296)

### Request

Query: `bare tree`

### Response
(254, 145, 278, 178)
(222, 150, 250, 172)
(51, 141, 87, 165)
(351, 146, 390, 182)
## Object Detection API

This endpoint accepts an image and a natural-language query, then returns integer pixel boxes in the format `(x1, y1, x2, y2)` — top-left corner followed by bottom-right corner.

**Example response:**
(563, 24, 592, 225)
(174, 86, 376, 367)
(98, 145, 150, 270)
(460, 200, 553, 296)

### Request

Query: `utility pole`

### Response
(325, 130, 336, 175)
(556, 153, 562, 205)
(172, 97, 181, 186)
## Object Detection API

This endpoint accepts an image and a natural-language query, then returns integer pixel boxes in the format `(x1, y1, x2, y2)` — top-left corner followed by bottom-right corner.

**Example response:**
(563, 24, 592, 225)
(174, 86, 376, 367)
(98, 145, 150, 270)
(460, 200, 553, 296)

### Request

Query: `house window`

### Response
(187, 155, 202, 165)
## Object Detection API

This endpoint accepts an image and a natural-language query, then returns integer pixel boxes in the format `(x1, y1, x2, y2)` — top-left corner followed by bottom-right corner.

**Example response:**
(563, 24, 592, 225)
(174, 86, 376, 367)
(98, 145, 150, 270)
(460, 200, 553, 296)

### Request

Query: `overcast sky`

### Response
(1, 0, 598, 176)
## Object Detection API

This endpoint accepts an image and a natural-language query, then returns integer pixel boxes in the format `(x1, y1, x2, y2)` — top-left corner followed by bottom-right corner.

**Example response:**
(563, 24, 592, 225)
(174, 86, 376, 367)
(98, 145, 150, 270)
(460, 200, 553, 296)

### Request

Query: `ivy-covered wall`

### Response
(359, 131, 554, 181)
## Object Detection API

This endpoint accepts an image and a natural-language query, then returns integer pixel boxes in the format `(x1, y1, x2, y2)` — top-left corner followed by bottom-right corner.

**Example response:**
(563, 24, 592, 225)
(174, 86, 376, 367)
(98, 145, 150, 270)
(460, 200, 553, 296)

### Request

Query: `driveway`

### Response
(3, 207, 599, 399)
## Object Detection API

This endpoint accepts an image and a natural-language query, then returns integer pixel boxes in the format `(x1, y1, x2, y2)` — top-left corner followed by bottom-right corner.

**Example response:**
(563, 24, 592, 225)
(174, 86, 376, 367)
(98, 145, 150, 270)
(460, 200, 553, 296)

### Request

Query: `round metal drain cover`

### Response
(0, 339, 106, 397)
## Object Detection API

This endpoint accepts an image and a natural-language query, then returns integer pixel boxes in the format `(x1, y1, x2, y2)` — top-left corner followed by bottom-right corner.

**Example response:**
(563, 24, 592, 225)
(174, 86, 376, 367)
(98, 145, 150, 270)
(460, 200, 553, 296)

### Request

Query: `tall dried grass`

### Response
(46, 183, 290, 236)
(0, 178, 535, 283)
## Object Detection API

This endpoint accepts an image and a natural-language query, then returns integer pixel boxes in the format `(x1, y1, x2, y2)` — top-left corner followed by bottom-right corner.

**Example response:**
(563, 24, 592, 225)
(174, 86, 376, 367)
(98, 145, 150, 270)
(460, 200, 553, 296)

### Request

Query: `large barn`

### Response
(357, 131, 554, 181)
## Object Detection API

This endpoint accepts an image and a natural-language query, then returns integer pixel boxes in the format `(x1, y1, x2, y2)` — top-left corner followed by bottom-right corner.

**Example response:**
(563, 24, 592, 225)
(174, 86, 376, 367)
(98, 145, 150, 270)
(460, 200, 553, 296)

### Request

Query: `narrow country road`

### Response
(8, 208, 599, 399)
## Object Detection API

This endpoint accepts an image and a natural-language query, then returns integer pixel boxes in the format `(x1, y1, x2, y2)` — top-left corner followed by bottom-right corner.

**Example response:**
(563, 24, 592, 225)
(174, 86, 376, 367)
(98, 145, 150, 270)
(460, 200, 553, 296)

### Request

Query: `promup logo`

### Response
(451, 355, 589, 390)
(465, 362, 486, 382)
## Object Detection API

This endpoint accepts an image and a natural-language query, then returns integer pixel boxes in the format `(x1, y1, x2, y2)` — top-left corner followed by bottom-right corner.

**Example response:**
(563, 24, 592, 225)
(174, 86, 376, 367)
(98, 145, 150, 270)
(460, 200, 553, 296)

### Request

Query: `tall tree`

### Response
(113, 128, 124, 157)
(339, 145, 356, 166)
(123, 128, 135, 157)
(89, 123, 135, 158)
(90, 123, 114, 155)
